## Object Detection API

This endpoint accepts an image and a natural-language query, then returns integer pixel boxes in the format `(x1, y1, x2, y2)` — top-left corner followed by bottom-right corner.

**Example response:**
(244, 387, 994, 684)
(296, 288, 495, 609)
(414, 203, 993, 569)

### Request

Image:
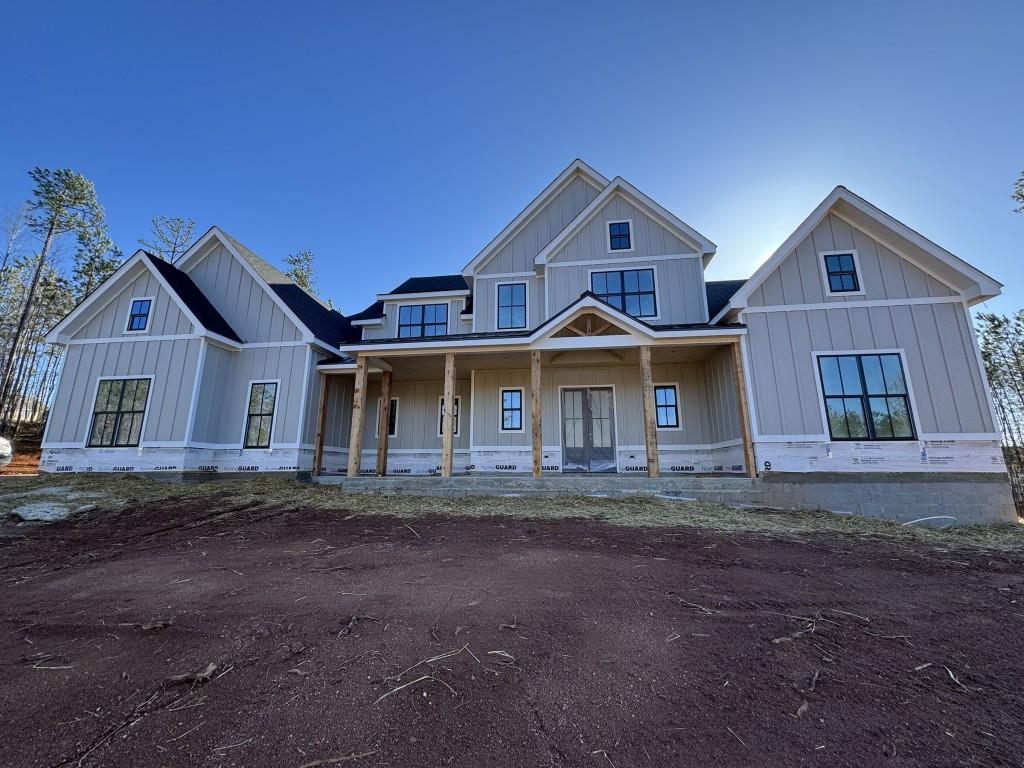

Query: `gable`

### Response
(746, 212, 956, 307)
(69, 260, 193, 340)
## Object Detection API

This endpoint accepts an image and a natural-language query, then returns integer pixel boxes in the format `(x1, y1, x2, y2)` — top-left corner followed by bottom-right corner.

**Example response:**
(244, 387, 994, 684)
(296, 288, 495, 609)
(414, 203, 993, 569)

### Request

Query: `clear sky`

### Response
(1, 1, 1021, 316)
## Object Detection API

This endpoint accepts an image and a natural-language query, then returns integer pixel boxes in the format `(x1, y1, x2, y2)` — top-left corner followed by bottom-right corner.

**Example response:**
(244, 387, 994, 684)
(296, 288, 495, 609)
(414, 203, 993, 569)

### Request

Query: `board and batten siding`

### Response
(70, 263, 192, 339)
(476, 174, 601, 276)
(362, 298, 467, 341)
(46, 338, 200, 444)
(471, 276, 544, 333)
(191, 344, 310, 446)
(746, 213, 955, 307)
(184, 243, 302, 343)
(360, 378, 471, 452)
(745, 302, 995, 437)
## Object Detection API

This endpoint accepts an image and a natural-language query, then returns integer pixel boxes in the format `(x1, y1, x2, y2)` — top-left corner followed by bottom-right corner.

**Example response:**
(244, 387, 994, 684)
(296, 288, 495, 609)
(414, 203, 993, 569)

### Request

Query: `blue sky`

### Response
(1, 1, 1021, 316)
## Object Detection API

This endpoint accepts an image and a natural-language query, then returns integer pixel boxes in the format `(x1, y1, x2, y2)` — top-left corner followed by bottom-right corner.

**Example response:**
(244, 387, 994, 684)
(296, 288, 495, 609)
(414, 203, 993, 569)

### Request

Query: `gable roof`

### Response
(462, 159, 609, 277)
(717, 186, 1003, 320)
(533, 176, 717, 267)
(705, 279, 747, 321)
(143, 253, 242, 342)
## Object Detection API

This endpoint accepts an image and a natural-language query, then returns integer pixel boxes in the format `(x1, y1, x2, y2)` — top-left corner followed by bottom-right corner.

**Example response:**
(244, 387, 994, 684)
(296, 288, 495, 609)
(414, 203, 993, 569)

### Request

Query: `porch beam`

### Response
(440, 352, 456, 478)
(312, 373, 329, 477)
(639, 345, 660, 478)
(346, 356, 369, 477)
(375, 369, 393, 476)
(531, 350, 542, 478)
(731, 341, 757, 478)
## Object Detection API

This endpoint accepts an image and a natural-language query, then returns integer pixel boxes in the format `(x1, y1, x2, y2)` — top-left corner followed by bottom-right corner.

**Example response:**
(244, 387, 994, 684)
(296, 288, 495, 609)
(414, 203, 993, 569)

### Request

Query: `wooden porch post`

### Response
(346, 356, 369, 477)
(440, 352, 456, 478)
(731, 341, 757, 478)
(375, 370, 393, 476)
(639, 345, 660, 478)
(530, 350, 542, 478)
(312, 373, 330, 477)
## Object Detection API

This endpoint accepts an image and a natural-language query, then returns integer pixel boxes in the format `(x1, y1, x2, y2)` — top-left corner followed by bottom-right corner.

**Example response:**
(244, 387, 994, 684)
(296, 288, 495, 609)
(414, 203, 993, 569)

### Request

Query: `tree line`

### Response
(0, 167, 322, 439)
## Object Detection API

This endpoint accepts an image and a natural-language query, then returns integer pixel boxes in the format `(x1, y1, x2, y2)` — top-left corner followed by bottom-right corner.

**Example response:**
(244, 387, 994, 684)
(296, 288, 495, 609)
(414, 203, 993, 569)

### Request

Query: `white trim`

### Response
(469, 369, 476, 448)
(740, 295, 967, 315)
(124, 295, 156, 334)
(587, 264, 660, 322)
(474, 270, 536, 280)
(753, 433, 1001, 443)
(739, 334, 761, 440)
(296, 346, 313, 444)
(546, 252, 701, 270)
(375, 395, 400, 439)
(463, 159, 610, 277)
(556, 383, 620, 473)
(818, 250, 866, 298)
(376, 289, 469, 301)
(40, 346, 67, 446)
(184, 339, 208, 442)
(396, 301, 451, 337)
(962, 302, 1000, 434)
(65, 333, 199, 346)
(494, 280, 529, 330)
(82, 374, 156, 449)
(652, 382, 682, 432)
(240, 379, 281, 450)
(437, 395, 462, 437)
(809, 349, 922, 442)
(605, 218, 635, 254)
(351, 317, 385, 327)
(534, 177, 716, 267)
(498, 386, 526, 433)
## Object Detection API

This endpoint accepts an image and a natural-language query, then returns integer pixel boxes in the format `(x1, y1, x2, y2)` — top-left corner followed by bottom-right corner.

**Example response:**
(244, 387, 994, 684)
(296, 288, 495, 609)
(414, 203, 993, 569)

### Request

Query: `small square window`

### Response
(823, 253, 860, 294)
(126, 299, 152, 332)
(608, 221, 632, 251)
(654, 384, 680, 429)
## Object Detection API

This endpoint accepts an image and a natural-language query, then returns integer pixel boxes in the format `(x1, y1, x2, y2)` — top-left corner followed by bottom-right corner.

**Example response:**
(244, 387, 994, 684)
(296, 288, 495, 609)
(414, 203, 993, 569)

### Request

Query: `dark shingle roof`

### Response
(705, 279, 747, 321)
(387, 275, 468, 294)
(348, 301, 385, 322)
(143, 253, 243, 343)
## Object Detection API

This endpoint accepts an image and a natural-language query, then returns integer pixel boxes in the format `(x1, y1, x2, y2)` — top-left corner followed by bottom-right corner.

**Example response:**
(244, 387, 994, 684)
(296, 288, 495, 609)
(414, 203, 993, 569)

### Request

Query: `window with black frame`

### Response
(126, 299, 151, 331)
(654, 384, 680, 428)
(608, 221, 632, 250)
(591, 269, 656, 317)
(398, 304, 447, 337)
(244, 382, 278, 448)
(497, 283, 526, 329)
(88, 378, 150, 447)
(438, 396, 460, 436)
(823, 253, 860, 293)
(817, 354, 915, 440)
(500, 389, 523, 431)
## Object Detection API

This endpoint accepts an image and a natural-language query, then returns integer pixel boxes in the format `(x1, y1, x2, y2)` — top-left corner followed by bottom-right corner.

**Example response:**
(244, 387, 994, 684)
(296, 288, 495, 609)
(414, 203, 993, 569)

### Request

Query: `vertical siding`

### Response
(747, 214, 956, 306)
(471, 276, 544, 332)
(45, 338, 200, 444)
(362, 298, 464, 340)
(71, 264, 193, 339)
(361, 378, 471, 451)
(184, 243, 302, 342)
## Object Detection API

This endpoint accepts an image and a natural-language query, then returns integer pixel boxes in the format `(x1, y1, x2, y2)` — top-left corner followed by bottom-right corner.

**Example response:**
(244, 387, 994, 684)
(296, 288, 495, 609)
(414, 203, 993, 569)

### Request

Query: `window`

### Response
(822, 252, 861, 294)
(88, 378, 150, 447)
(608, 220, 632, 251)
(398, 304, 447, 337)
(497, 283, 527, 329)
(244, 382, 278, 448)
(126, 298, 152, 332)
(500, 389, 523, 431)
(376, 397, 399, 438)
(817, 354, 915, 440)
(438, 396, 460, 436)
(654, 384, 680, 429)
(591, 269, 657, 317)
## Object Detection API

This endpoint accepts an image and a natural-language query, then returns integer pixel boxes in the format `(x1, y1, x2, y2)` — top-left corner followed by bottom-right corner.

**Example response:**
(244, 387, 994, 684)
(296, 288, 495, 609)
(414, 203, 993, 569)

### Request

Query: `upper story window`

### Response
(88, 378, 150, 447)
(821, 251, 862, 295)
(398, 303, 448, 337)
(244, 381, 278, 448)
(654, 384, 680, 429)
(126, 298, 152, 332)
(607, 220, 632, 252)
(591, 268, 657, 318)
(496, 283, 527, 329)
(817, 353, 915, 440)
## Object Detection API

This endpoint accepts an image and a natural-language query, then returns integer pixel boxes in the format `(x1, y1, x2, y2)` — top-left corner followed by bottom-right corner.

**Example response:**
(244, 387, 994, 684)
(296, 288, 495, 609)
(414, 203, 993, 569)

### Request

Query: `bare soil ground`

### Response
(0, 438, 41, 476)
(0, 477, 1022, 768)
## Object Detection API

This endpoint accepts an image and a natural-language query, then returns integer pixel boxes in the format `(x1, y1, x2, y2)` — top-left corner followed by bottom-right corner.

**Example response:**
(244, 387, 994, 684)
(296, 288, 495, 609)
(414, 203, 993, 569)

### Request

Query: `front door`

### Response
(561, 387, 617, 473)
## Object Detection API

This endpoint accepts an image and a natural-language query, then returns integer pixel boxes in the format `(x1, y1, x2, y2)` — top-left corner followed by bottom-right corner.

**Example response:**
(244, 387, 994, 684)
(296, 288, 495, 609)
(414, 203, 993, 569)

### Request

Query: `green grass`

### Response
(1, 474, 1021, 552)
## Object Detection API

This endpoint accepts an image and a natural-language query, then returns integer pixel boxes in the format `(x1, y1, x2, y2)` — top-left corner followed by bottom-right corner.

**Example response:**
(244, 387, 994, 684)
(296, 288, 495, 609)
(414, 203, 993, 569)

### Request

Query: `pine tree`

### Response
(140, 216, 195, 261)
(284, 249, 318, 296)
(73, 220, 123, 299)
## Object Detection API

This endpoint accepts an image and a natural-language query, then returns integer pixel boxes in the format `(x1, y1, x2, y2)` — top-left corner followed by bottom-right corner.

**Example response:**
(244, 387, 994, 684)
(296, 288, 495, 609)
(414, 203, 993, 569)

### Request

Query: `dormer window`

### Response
(821, 251, 863, 296)
(126, 298, 152, 332)
(607, 220, 632, 252)
(398, 303, 448, 337)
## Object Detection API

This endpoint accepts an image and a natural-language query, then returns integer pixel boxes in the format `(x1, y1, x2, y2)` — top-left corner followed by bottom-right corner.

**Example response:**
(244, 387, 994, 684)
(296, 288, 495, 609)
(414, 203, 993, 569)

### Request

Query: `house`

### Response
(41, 160, 1015, 523)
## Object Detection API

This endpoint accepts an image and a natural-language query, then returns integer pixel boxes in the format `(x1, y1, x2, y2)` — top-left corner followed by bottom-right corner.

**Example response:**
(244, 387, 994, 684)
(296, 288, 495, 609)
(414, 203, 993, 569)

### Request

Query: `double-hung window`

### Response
(438, 396, 460, 436)
(497, 283, 527, 329)
(398, 304, 447, 337)
(591, 269, 657, 318)
(244, 382, 278, 448)
(817, 354, 915, 440)
(88, 378, 150, 447)
(500, 389, 523, 431)
(822, 252, 861, 294)
(654, 384, 680, 429)
(126, 298, 152, 332)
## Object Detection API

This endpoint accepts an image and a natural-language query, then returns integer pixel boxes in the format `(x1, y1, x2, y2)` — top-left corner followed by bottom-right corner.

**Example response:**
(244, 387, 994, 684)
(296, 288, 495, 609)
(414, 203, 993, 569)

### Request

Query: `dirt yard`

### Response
(1, 477, 1022, 768)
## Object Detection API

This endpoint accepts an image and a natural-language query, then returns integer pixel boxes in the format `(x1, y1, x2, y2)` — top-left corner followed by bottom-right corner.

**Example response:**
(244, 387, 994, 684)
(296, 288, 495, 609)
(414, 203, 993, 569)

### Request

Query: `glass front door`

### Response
(561, 387, 617, 473)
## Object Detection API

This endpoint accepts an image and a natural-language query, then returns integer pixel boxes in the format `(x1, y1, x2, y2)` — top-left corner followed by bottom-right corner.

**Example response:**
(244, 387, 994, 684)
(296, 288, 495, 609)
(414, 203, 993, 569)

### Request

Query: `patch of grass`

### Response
(1, 474, 1021, 552)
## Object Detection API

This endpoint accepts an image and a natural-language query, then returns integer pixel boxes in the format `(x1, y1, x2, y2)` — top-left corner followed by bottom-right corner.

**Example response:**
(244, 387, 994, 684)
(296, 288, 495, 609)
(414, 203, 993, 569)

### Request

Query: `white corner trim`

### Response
(605, 218, 635, 254)
(818, 250, 866, 298)
(184, 339, 208, 442)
